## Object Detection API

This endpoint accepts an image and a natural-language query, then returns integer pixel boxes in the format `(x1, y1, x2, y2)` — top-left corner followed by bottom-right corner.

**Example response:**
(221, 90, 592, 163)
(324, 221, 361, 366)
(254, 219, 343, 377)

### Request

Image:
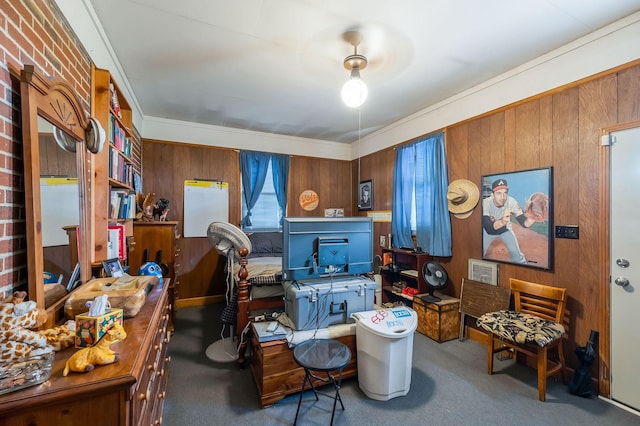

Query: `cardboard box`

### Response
(412, 293, 460, 342)
(75, 308, 124, 347)
(283, 276, 377, 330)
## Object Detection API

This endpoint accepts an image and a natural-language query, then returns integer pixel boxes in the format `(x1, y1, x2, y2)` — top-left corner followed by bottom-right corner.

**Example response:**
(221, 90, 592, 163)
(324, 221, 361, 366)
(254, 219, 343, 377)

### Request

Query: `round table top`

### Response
(293, 338, 351, 372)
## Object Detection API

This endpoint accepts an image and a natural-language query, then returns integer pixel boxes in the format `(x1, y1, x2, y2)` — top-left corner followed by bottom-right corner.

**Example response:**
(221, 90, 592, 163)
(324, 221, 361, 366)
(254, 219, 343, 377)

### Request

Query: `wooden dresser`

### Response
(0, 281, 171, 426)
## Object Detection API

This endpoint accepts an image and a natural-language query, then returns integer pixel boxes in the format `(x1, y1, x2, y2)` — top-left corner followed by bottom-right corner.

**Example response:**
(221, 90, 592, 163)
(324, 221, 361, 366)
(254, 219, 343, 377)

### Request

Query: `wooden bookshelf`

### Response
(91, 66, 140, 262)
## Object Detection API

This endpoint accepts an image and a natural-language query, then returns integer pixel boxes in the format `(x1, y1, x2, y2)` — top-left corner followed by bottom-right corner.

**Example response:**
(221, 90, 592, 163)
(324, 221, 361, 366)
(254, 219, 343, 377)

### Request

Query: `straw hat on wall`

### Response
(447, 179, 479, 219)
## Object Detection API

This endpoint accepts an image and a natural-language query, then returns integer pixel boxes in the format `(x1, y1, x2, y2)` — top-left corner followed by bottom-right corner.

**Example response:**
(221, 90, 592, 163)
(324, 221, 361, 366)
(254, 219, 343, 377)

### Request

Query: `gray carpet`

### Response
(163, 304, 639, 425)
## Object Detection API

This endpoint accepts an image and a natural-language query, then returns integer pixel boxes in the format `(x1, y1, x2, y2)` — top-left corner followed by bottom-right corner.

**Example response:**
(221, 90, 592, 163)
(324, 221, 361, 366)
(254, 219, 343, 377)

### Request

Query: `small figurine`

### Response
(136, 193, 169, 222)
(62, 323, 127, 376)
(154, 198, 170, 221)
(137, 192, 155, 222)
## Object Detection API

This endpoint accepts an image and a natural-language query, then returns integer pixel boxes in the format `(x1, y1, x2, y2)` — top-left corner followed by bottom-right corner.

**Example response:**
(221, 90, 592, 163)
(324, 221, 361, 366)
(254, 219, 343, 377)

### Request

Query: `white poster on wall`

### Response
(183, 180, 229, 237)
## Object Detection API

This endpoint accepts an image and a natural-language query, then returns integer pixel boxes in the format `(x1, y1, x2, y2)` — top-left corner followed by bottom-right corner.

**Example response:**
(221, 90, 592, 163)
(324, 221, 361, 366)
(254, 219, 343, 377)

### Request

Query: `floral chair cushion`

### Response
(477, 310, 565, 347)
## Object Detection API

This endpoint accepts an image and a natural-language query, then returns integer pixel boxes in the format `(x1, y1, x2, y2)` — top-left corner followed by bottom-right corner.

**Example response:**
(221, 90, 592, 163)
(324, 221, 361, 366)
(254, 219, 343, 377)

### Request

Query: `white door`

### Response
(610, 126, 640, 411)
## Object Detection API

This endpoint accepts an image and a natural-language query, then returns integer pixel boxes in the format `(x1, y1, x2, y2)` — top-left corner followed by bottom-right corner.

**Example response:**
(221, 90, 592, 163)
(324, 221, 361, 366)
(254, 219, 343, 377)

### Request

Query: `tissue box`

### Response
(75, 308, 124, 347)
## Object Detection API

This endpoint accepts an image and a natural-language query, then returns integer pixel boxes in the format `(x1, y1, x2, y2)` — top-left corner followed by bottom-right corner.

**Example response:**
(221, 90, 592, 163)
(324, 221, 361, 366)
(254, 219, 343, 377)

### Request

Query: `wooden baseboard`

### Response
(175, 295, 224, 309)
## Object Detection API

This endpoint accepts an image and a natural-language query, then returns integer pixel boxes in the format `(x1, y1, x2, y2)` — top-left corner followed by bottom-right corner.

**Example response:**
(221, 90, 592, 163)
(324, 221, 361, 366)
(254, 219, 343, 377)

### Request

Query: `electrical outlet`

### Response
(380, 235, 387, 247)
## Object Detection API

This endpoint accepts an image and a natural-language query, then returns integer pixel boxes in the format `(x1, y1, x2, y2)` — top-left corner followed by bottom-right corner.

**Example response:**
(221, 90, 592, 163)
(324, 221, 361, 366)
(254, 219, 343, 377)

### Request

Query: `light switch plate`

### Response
(555, 225, 579, 239)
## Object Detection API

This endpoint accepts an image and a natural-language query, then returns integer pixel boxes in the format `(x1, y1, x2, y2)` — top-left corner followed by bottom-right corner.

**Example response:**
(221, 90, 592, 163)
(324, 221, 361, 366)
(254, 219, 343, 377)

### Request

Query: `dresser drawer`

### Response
(131, 295, 170, 425)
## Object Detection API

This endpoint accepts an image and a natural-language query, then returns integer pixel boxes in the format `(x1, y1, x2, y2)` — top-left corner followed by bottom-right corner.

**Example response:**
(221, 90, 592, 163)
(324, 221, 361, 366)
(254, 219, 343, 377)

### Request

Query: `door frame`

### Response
(598, 119, 640, 398)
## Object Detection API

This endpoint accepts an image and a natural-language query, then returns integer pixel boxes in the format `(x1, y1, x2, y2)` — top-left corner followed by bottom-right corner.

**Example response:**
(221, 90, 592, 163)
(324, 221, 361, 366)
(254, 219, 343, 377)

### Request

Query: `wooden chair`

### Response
(477, 278, 567, 401)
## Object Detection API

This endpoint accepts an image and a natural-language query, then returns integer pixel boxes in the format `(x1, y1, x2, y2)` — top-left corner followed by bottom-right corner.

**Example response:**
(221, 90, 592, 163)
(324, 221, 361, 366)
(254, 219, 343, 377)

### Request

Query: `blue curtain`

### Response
(239, 151, 271, 227)
(271, 153, 289, 225)
(391, 144, 416, 248)
(415, 132, 451, 256)
(391, 131, 451, 256)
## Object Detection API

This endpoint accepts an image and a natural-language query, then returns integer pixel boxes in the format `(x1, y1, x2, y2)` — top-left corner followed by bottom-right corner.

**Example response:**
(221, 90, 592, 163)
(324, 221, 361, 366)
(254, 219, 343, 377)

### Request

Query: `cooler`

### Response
(351, 306, 418, 401)
(283, 276, 377, 330)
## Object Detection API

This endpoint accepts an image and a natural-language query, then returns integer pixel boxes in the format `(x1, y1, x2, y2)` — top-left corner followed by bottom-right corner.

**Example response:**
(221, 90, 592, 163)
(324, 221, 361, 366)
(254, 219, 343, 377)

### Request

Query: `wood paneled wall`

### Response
(141, 141, 352, 300)
(351, 147, 395, 255)
(354, 63, 640, 388)
(287, 156, 353, 217)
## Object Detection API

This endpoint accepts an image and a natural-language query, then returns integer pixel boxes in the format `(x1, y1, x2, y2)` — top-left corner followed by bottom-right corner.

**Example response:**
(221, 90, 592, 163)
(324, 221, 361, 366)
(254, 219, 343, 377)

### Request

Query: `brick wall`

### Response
(0, 0, 91, 297)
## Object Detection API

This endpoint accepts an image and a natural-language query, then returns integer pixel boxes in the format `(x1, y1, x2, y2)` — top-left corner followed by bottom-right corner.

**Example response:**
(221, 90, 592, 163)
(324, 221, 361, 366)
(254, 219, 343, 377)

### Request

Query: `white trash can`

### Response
(351, 306, 418, 400)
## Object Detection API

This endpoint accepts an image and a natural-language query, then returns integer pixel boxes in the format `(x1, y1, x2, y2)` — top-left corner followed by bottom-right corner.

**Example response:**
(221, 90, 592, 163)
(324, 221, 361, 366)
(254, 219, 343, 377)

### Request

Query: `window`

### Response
(241, 161, 283, 231)
(391, 131, 451, 256)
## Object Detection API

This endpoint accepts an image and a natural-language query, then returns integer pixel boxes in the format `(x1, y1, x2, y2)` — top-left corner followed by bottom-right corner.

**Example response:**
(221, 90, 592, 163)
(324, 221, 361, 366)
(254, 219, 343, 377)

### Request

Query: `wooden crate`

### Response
(413, 293, 460, 342)
(250, 326, 357, 407)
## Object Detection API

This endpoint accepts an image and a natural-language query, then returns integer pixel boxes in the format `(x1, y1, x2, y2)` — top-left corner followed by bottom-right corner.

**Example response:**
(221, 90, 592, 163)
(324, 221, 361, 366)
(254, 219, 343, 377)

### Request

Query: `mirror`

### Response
(38, 117, 80, 296)
(20, 65, 91, 326)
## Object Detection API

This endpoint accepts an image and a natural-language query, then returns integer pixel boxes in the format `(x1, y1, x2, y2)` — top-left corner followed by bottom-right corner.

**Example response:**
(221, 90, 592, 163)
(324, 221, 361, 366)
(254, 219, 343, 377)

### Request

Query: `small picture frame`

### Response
(102, 258, 124, 277)
(324, 208, 344, 218)
(66, 262, 81, 292)
(358, 180, 373, 211)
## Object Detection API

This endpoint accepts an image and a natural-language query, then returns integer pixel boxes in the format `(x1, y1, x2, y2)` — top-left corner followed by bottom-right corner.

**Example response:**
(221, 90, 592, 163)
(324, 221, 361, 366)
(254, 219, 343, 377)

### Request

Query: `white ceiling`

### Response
(87, 0, 640, 144)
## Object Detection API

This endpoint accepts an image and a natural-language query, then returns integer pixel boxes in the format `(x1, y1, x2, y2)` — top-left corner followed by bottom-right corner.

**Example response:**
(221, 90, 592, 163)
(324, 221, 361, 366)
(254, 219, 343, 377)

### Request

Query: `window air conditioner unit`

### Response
(468, 258, 499, 285)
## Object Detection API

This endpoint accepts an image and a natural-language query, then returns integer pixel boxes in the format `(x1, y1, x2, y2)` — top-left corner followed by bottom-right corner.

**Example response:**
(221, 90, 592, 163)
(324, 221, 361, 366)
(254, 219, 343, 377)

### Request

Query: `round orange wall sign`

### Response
(299, 189, 319, 211)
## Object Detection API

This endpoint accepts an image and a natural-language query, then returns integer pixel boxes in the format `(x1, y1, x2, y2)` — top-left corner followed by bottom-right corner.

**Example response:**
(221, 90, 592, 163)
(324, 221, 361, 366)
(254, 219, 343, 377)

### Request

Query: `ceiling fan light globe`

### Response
(341, 78, 368, 108)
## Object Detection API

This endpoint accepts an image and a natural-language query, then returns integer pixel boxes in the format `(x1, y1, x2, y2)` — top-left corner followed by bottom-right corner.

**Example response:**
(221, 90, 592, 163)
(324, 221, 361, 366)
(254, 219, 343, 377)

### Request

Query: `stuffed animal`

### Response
(0, 292, 76, 365)
(62, 323, 127, 376)
(0, 292, 51, 364)
(39, 320, 76, 352)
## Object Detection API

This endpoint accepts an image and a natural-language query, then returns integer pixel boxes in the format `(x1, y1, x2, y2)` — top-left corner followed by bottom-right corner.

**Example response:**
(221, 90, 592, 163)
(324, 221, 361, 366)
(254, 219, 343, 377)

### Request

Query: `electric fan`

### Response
(207, 221, 252, 260)
(205, 222, 252, 363)
(373, 254, 382, 274)
(420, 261, 449, 303)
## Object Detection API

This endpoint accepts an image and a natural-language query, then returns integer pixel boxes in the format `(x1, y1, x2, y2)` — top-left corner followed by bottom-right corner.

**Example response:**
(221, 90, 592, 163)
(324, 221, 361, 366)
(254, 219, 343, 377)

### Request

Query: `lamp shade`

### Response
(341, 77, 368, 108)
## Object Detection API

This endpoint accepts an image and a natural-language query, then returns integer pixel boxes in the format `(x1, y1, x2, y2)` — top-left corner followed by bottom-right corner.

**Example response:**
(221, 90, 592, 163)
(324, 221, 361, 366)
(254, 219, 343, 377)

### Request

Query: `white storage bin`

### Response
(352, 307, 417, 400)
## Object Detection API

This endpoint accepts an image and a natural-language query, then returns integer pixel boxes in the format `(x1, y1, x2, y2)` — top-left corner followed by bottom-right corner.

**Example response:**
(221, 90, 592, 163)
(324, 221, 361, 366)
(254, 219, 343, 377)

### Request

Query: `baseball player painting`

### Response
(481, 170, 551, 267)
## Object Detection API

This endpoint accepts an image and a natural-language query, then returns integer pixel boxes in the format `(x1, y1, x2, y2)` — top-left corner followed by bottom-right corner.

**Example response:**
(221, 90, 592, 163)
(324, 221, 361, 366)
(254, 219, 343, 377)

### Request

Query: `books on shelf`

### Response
(110, 189, 135, 220)
(108, 146, 134, 186)
(107, 223, 127, 261)
(108, 113, 131, 156)
(109, 82, 121, 118)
